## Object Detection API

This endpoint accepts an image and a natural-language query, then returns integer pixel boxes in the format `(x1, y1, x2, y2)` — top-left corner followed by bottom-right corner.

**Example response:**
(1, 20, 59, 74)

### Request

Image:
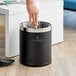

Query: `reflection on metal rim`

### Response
(26, 26, 51, 33)
(20, 21, 52, 33)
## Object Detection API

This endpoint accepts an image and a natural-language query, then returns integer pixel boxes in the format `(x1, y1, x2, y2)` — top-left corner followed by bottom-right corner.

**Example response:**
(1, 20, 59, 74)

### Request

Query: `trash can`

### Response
(20, 21, 52, 67)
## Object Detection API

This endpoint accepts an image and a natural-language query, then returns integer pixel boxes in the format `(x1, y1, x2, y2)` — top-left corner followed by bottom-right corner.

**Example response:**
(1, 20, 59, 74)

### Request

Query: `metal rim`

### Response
(20, 21, 52, 33)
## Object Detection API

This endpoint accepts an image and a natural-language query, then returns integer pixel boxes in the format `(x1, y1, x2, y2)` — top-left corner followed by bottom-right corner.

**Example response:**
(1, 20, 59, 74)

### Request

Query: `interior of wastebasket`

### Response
(37, 21, 51, 28)
(26, 21, 51, 28)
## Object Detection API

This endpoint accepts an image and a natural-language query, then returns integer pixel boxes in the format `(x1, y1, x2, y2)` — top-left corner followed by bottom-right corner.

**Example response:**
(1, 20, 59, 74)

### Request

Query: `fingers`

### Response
(29, 11, 38, 26)
(32, 12, 38, 26)
(29, 14, 35, 27)
(29, 13, 33, 25)
(29, 15, 31, 23)
(35, 12, 38, 25)
(32, 13, 36, 26)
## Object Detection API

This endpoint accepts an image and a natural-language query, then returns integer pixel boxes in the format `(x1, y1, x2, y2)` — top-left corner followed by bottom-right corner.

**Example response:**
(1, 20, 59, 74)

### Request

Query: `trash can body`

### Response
(20, 21, 52, 67)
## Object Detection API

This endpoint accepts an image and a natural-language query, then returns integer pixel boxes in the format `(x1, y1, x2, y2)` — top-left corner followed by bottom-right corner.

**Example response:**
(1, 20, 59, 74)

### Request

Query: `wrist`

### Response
(26, 0, 34, 5)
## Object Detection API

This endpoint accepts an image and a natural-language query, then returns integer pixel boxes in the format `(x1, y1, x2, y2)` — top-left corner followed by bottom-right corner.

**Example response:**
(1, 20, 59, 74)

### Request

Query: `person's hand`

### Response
(26, 2, 39, 26)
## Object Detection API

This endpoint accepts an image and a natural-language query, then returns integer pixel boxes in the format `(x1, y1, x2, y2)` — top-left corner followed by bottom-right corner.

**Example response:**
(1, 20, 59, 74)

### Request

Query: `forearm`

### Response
(26, 0, 34, 4)
(26, 0, 38, 26)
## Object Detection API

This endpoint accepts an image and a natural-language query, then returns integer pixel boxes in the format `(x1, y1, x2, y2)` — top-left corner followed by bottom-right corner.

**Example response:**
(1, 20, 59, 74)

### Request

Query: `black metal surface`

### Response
(20, 22, 52, 67)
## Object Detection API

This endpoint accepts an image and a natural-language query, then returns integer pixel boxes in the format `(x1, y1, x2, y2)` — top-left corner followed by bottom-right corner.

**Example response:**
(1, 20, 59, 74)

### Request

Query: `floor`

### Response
(0, 10, 76, 76)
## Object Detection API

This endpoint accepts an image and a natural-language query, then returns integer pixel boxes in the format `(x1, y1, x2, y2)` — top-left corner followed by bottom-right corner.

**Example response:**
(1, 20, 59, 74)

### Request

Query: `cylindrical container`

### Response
(20, 21, 52, 67)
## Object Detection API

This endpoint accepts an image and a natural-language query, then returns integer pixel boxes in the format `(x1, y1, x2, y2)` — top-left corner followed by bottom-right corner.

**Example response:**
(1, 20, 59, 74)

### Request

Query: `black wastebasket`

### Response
(20, 21, 52, 67)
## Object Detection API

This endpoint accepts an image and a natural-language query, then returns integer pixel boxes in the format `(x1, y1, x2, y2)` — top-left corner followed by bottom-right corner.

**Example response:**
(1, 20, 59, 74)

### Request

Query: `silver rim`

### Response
(26, 26, 51, 33)
(20, 21, 51, 33)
